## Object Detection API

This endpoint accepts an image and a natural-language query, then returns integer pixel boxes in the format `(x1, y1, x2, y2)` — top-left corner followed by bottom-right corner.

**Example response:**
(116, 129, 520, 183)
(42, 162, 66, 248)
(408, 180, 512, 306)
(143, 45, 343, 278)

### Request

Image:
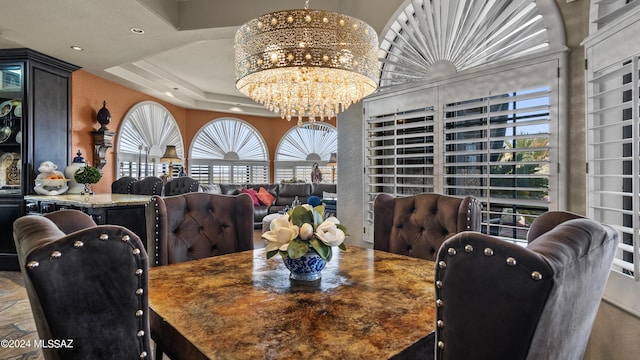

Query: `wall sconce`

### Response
(92, 100, 115, 171)
(160, 145, 181, 177)
(327, 152, 337, 183)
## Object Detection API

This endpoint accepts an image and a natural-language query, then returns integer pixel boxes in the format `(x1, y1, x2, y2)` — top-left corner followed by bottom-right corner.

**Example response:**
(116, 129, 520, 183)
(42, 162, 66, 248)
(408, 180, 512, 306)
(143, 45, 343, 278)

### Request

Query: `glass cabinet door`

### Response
(0, 65, 22, 195)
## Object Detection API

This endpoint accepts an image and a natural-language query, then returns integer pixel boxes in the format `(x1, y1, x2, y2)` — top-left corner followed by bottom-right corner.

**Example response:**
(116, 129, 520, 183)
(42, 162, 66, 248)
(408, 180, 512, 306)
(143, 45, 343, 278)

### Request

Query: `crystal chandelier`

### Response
(234, 0, 379, 125)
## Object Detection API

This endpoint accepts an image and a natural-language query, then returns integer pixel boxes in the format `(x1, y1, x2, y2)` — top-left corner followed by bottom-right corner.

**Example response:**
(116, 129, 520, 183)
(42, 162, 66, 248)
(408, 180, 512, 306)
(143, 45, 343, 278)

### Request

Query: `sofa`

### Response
(201, 182, 337, 228)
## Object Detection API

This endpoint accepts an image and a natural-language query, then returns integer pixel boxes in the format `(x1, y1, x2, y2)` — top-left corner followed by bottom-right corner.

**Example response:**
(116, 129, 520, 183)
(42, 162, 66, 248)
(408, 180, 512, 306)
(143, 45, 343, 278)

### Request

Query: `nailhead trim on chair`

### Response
(25, 232, 151, 358)
(434, 243, 545, 359)
(465, 197, 478, 230)
(153, 199, 160, 266)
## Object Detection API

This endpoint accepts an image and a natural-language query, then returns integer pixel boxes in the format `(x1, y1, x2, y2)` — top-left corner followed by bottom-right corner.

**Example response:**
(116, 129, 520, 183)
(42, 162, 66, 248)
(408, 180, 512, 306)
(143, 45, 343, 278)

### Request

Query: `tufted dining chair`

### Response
(111, 176, 138, 194)
(146, 192, 254, 266)
(374, 193, 482, 261)
(162, 176, 200, 196)
(130, 176, 163, 196)
(13, 209, 152, 360)
(433, 211, 618, 360)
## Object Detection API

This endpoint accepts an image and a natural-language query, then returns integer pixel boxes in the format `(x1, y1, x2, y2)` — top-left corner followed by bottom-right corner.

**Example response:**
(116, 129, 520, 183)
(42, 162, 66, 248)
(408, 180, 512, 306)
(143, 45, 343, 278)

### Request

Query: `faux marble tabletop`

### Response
(148, 246, 437, 359)
(24, 193, 152, 207)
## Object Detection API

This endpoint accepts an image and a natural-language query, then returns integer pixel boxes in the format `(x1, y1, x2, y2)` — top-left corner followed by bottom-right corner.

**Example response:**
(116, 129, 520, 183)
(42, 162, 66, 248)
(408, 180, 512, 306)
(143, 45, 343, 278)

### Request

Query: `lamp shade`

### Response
(160, 145, 181, 162)
(327, 152, 337, 166)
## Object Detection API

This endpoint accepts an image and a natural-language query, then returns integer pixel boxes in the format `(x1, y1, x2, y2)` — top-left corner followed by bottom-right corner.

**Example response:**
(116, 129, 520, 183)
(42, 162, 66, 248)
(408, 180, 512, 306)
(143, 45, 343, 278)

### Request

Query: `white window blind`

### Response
(444, 87, 551, 241)
(584, 1, 640, 317)
(188, 163, 269, 184)
(365, 107, 436, 225)
(189, 164, 210, 185)
(364, 59, 559, 244)
(586, 56, 639, 281)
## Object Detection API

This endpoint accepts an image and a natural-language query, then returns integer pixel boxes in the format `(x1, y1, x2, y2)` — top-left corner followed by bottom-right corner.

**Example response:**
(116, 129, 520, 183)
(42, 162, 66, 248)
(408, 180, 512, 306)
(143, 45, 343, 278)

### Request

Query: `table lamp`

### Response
(160, 145, 181, 177)
(327, 152, 337, 183)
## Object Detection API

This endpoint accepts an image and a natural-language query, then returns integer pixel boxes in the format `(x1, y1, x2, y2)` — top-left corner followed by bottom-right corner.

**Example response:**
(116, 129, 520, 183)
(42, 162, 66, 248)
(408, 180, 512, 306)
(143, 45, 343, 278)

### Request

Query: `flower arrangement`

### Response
(263, 204, 348, 261)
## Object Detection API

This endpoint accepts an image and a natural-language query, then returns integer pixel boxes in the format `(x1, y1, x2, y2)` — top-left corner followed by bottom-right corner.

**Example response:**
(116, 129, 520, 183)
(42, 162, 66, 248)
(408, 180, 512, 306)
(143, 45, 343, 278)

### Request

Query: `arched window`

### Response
(378, 0, 558, 87)
(189, 118, 268, 184)
(364, 0, 567, 242)
(275, 123, 337, 183)
(115, 101, 184, 178)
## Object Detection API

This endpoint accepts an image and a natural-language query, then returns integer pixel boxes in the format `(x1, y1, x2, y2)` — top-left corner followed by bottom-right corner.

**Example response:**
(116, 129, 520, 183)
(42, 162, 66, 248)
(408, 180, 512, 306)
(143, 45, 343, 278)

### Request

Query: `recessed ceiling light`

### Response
(229, 106, 243, 112)
(130, 27, 145, 35)
(70, 45, 83, 51)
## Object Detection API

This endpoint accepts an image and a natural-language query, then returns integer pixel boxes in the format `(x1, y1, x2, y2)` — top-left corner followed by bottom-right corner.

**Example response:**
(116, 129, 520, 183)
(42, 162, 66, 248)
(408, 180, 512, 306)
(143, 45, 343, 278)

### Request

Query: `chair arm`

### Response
(43, 209, 97, 235)
(526, 210, 583, 243)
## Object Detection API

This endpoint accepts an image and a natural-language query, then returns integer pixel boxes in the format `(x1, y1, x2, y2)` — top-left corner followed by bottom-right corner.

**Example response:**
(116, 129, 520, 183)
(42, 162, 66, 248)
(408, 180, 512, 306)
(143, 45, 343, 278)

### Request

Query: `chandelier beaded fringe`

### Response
(234, 2, 379, 125)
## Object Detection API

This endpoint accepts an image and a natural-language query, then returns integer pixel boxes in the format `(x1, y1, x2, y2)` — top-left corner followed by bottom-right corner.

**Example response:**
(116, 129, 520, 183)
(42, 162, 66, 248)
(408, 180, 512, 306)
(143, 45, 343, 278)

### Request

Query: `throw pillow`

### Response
(256, 187, 275, 206)
(241, 188, 260, 206)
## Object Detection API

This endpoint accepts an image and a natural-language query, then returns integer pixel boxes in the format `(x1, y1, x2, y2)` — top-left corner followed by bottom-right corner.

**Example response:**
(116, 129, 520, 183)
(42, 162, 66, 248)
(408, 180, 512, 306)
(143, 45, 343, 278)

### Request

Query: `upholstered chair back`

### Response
(111, 176, 138, 194)
(147, 192, 254, 266)
(163, 176, 200, 196)
(13, 210, 151, 360)
(374, 193, 482, 261)
(434, 211, 618, 360)
(131, 176, 163, 195)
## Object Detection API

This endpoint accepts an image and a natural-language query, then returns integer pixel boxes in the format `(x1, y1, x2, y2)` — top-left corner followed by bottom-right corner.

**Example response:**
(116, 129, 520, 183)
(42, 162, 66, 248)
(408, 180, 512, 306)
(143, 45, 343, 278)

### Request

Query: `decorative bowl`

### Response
(40, 178, 69, 188)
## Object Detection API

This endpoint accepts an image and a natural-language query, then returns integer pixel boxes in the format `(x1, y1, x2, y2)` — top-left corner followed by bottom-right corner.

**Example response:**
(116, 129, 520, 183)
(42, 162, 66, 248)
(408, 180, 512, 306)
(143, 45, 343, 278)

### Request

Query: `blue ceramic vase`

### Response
(283, 250, 326, 281)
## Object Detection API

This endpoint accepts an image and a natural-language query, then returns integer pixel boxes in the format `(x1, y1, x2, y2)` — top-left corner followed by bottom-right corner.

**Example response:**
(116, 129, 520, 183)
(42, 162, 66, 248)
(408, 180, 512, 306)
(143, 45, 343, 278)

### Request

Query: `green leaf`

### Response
(310, 238, 331, 261)
(336, 224, 349, 237)
(312, 209, 324, 226)
(287, 238, 309, 259)
(266, 249, 279, 259)
(290, 206, 313, 227)
(338, 243, 347, 251)
(313, 205, 325, 220)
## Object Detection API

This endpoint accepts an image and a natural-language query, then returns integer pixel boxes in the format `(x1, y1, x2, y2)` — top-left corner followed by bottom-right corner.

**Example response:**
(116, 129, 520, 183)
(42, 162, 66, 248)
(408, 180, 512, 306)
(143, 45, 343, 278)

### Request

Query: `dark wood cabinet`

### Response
(0, 49, 78, 270)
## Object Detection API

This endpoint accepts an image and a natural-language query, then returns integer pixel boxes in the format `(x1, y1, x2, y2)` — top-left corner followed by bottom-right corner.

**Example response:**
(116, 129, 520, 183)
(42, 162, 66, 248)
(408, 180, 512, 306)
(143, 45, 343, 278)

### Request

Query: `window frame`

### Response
(583, 4, 640, 317)
(363, 51, 567, 244)
(188, 118, 269, 184)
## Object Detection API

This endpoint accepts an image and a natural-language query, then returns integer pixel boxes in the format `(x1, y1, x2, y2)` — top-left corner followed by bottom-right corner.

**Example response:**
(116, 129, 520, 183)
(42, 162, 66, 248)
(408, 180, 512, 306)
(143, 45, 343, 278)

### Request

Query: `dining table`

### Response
(148, 246, 437, 360)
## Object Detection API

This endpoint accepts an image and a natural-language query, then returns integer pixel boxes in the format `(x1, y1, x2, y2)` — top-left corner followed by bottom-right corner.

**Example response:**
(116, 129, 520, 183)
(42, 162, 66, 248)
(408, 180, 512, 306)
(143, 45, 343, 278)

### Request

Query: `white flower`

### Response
(315, 217, 346, 247)
(299, 223, 314, 240)
(263, 215, 299, 252)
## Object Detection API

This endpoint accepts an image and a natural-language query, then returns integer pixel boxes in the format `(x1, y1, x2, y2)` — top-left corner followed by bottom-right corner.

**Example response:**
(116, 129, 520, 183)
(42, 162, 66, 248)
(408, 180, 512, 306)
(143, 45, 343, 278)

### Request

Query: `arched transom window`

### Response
(275, 122, 337, 183)
(189, 118, 268, 184)
(116, 101, 184, 178)
(379, 0, 553, 87)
